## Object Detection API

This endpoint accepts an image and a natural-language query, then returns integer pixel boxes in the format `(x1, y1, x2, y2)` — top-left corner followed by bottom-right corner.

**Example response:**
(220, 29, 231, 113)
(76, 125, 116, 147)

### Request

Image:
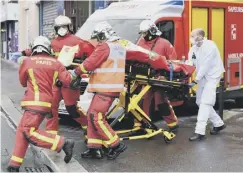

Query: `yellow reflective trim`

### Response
(21, 101, 51, 107)
(51, 135, 60, 151)
(80, 64, 88, 73)
(134, 122, 142, 127)
(82, 126, 87, 130)
(103, 134, 119, 146)
(55, 52, 60, 57)
(97, 113, 113, 139)
(46, 130, 58, 135)
(28, 69, 39, 100)
(88, 138, 103, 145)
(77, 106, 86, 115)
(167, 122, 178, 127)
(30, 127, 55, 144)
(11, 155, 23, 163)
(241, 85, 243, 88)
(53, 71, 59, 86)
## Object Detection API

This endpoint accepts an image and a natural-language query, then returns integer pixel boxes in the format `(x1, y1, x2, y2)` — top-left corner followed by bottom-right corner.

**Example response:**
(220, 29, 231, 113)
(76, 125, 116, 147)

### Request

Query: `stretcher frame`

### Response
(105, 62, 192, 144)
(72, 61, 192, 144)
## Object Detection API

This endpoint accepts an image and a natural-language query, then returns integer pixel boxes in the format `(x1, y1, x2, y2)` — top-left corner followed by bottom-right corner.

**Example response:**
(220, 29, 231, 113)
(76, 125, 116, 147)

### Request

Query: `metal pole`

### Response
(88, 0, 92, 16)
(218, 78, 224, 119)
(6, 20, 9, 60)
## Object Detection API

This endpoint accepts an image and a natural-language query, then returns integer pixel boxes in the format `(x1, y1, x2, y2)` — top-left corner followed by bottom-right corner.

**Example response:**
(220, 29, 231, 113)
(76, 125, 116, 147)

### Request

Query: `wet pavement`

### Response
(1, 112, 53, 172)
(1, 59, 243, 172)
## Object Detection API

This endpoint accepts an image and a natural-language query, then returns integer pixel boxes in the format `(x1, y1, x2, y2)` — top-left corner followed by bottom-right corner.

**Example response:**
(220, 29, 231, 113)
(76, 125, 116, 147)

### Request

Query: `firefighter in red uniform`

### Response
(72, 21, 128, 160)
(45, 15, 94, 135)
(7, 36, 75, 172)
(137, 20, 179, 132)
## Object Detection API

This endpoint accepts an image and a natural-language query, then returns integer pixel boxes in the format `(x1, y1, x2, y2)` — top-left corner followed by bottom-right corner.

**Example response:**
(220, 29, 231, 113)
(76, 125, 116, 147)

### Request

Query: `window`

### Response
(76, 19, 142, 43)
(156, 21, 175, 45)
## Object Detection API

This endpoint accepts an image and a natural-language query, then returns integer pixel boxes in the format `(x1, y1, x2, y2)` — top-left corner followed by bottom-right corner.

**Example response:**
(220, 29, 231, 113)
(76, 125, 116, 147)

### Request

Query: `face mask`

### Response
(190, 37, 197, 45)
(143, 32, 157, 41)
(58, 27, 68, 36)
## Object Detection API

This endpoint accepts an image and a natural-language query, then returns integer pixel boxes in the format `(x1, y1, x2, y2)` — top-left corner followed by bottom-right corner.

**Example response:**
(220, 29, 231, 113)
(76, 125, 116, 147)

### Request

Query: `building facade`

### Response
(18, 0, 40, 51)
(16, 0, 124, 55)
(40, 0, 64, 39)
(1, 0, 19, 59)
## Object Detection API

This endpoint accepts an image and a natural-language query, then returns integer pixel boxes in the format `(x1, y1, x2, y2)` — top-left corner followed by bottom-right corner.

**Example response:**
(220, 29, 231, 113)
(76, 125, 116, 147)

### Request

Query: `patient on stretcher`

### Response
(121, 39, 195, 80)
(126, 53, 195, 81)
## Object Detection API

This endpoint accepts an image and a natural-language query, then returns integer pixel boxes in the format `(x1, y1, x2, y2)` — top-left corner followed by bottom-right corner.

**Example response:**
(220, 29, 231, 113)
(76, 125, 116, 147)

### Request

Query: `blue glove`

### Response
(69, 70, 78, 79)
(188, 81, 197, 88)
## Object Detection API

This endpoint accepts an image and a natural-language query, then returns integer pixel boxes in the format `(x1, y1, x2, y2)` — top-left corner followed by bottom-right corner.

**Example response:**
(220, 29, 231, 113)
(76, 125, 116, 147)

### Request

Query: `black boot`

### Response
(7, 165, 19, 172)
(210, 124, 226, 135)
(81, 148, 104, 159)
(62, 139, 75, 163)
(189, 133, 205, 141)
(169, 125, 179, 134)
(107, 142, 127, 160)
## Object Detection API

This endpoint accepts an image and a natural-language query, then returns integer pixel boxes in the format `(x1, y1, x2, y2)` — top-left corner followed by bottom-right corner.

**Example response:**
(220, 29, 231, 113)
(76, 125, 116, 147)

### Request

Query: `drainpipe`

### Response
(6, 20, 9, 60)
(88, 0, 92, 16)
(39, 1, 43, 35)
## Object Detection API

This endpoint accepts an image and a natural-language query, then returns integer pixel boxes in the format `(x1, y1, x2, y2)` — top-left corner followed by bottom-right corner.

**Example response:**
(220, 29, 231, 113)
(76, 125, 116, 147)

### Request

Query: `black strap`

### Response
(151, 38, 159, 51)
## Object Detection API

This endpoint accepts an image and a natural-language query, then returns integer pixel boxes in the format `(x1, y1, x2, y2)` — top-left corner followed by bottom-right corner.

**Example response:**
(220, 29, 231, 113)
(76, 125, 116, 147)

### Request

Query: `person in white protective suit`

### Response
(188, 28, 226, 141)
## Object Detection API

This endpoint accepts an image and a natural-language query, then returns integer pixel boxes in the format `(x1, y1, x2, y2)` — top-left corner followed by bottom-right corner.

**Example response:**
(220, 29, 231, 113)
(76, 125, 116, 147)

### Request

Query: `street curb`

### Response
(1, 94, 87, 172)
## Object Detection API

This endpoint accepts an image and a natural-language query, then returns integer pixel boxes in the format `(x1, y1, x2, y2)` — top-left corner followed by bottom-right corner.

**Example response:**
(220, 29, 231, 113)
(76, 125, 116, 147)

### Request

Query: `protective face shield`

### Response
(190, 37, 197, 45)
(91, 21, 120, 42)
(32, 36, 51, 55)
(139, 20, 162, 41)
(54, 15, 73, 36)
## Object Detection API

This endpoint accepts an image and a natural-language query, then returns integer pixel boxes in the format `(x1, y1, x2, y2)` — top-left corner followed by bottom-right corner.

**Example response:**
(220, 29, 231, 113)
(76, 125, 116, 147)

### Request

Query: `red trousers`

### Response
(46, 86, 87, 134)
(9, 111, 64, 167)
(87, 93, 120, 149)
(142, 88, 178, 127)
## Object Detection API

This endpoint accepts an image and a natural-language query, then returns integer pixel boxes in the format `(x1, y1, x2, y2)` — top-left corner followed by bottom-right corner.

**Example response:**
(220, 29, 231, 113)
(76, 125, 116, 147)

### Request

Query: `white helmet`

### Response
(139, 20, 162, 36)
(91, 21, 120, 42)
(32, 36, 51, 55)
(54, 15, 73, 35)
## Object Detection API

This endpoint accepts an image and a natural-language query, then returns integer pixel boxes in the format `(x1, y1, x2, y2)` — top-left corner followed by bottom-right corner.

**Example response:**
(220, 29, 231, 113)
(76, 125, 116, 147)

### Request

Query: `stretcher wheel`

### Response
(164, 136, 172, 144)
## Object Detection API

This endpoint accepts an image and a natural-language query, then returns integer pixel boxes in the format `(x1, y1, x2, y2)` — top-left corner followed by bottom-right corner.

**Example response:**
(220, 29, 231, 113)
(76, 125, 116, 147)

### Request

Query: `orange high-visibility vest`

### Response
(88, 41, 126, 93)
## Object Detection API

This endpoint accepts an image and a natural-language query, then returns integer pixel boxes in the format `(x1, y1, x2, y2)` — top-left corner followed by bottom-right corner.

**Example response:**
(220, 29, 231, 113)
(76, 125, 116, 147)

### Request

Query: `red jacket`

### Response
(137, 37, 177, 60)
(22, 34, 94, 63)
(74, 41, 161, 75)
(19, 54, 73, 113)
(51, 33, 94, 59)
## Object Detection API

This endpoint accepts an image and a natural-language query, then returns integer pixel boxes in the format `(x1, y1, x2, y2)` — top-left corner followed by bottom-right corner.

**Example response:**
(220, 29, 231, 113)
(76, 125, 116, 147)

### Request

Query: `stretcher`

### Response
(104, 60, 195, 143)
(70, 58, 195, 144)
(68, 42, 196, 144)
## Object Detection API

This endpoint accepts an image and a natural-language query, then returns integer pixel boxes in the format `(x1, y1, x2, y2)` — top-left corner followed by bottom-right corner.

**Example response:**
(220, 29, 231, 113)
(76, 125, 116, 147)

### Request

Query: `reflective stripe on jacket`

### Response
(19, 54, 72, 113)
(88, 41, 126, 93)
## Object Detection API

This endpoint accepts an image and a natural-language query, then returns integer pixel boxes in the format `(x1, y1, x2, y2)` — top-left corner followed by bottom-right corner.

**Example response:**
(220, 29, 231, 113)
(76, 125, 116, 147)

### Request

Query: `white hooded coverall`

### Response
(188, 39, 225, 135)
